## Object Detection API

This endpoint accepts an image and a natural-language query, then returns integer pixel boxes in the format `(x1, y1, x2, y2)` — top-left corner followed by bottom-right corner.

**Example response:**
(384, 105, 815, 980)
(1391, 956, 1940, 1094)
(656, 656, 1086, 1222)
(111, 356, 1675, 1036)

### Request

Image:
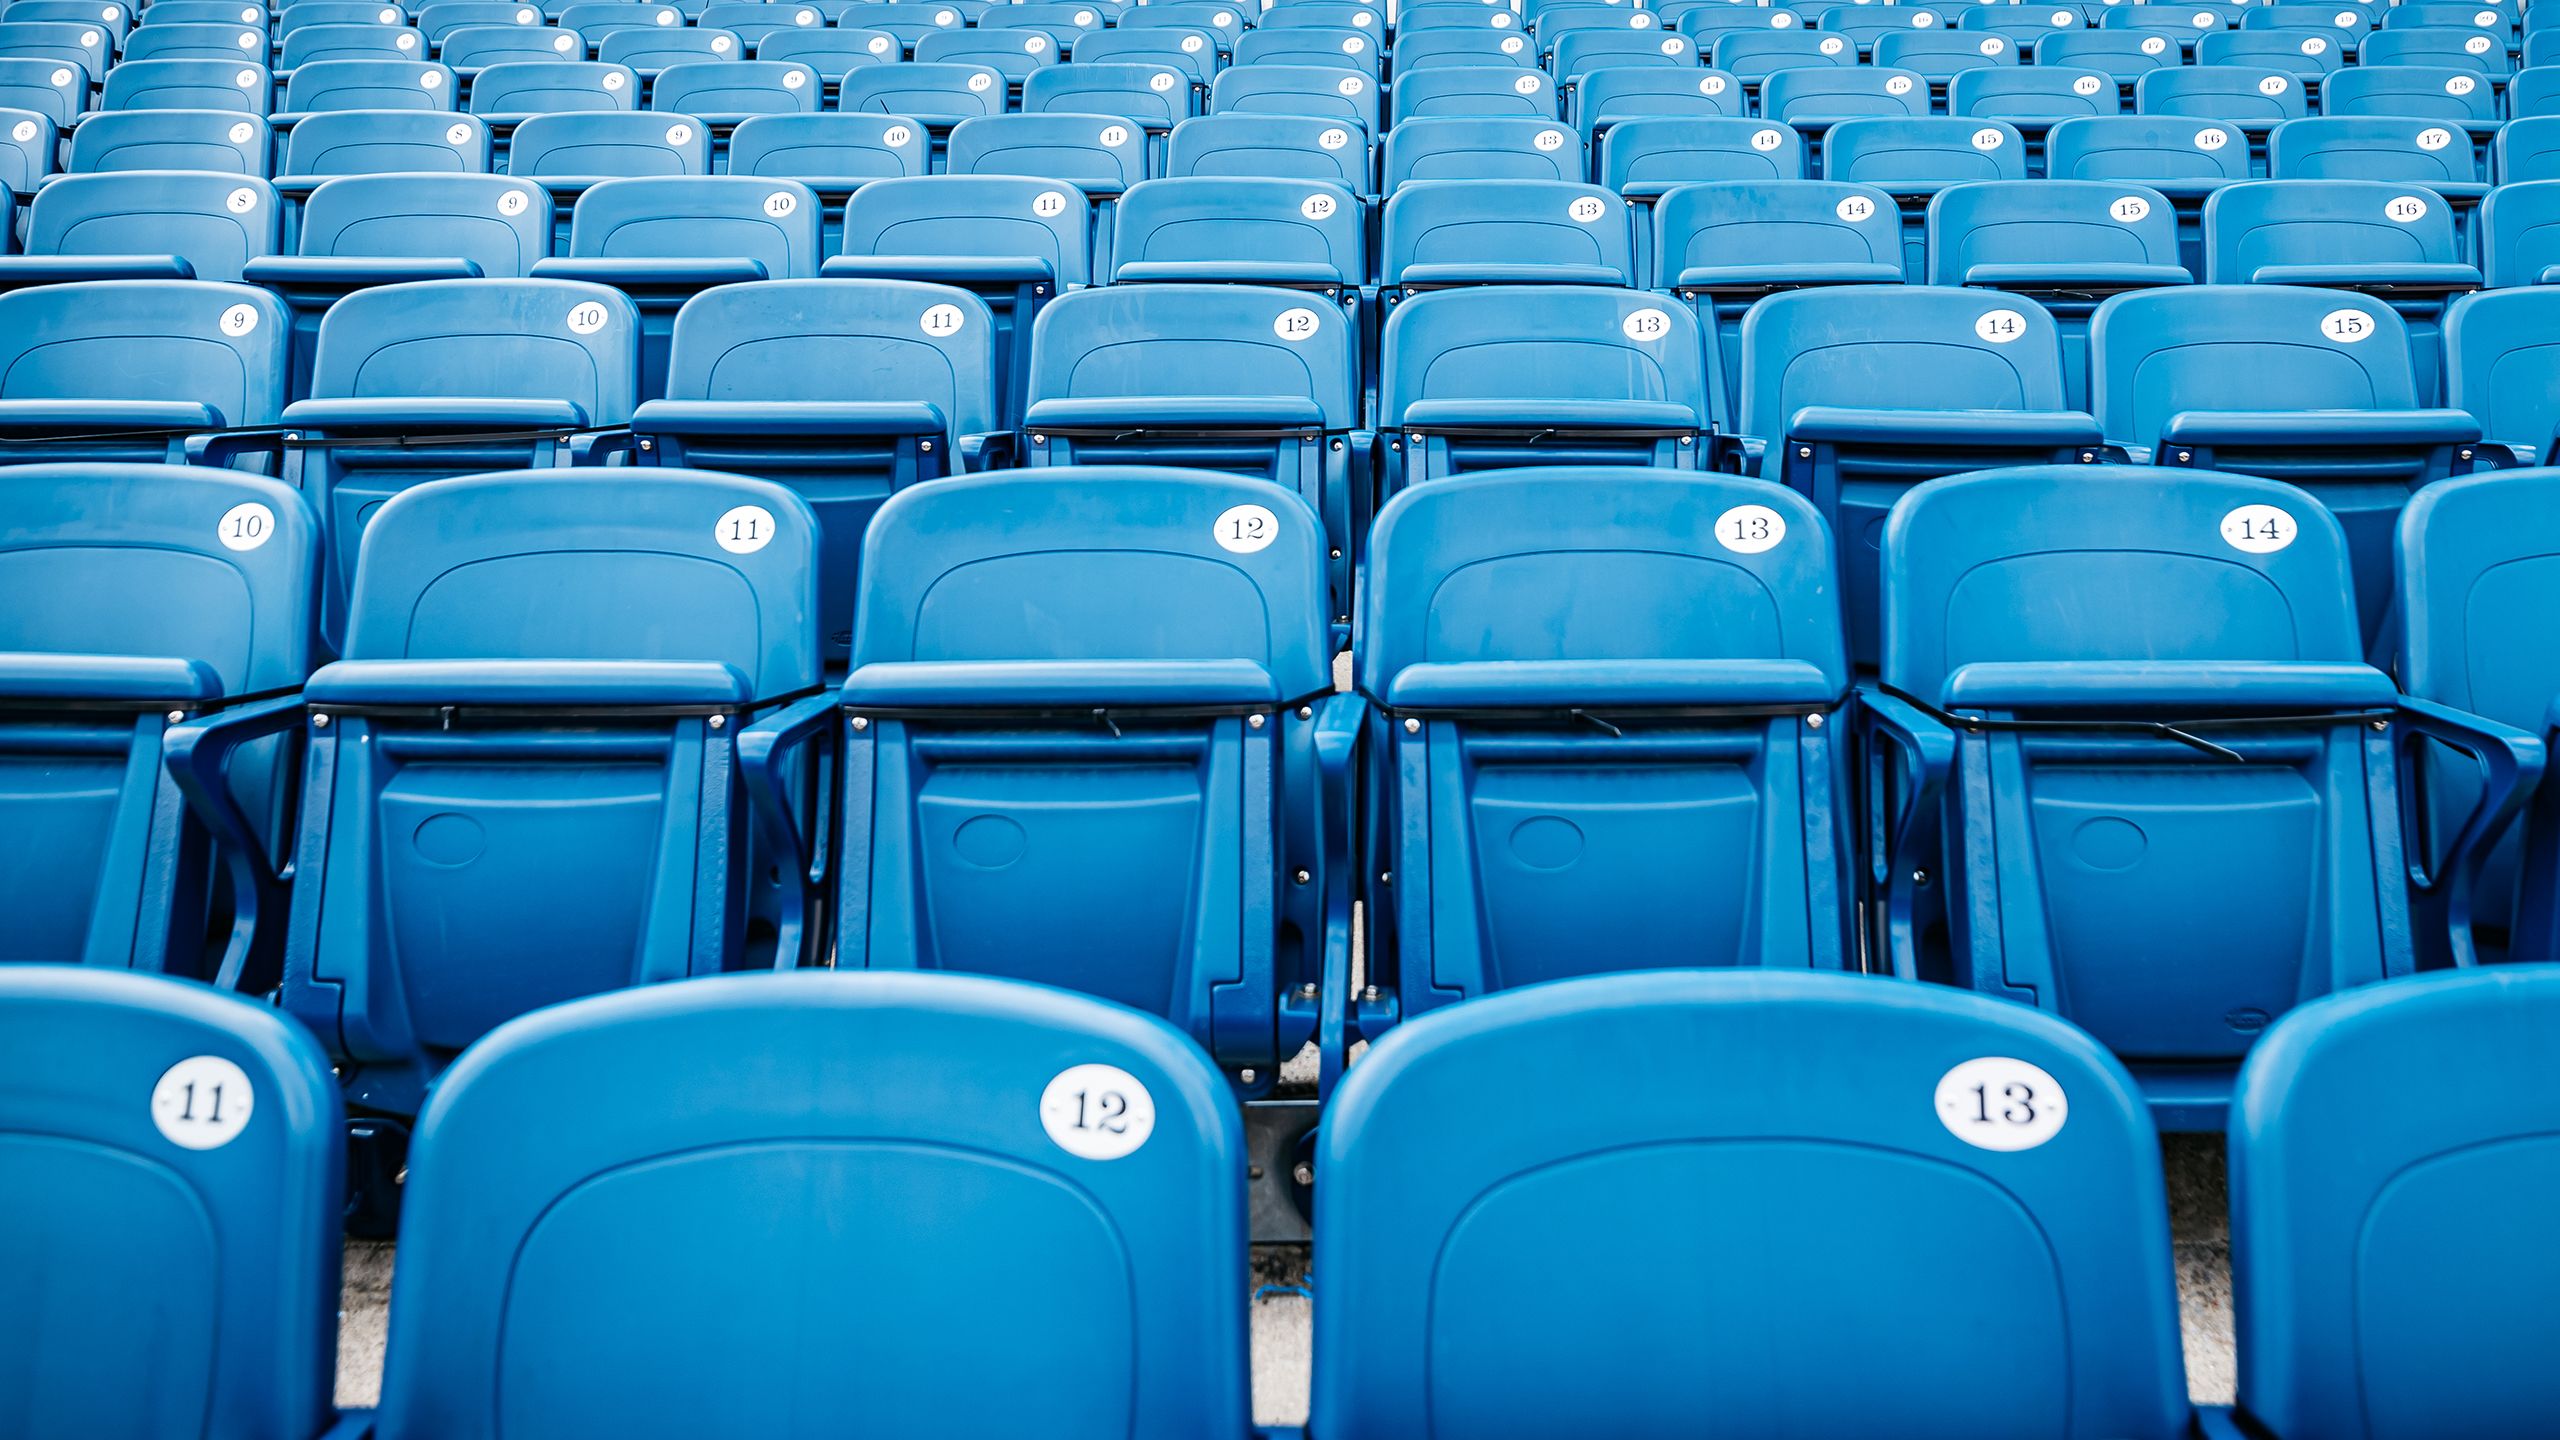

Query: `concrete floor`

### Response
(333, 1135, 2238, 1424)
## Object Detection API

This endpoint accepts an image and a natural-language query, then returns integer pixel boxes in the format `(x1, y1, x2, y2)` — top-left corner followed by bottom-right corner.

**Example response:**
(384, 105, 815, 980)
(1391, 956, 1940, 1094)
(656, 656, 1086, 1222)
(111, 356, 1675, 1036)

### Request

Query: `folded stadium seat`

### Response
(1818, 3, 1954, 61)
(726, 112, 925, 246)
(1823, 116, 2028, 276)
(1119, 0, 1249, 55)
(1021, 283, 1361, 615)
(915, 25, 1060, 103)
(1381, 114, 1582, 189)
(519, 175, 819, 396)
(2226, 970, 2560, 1437)
(1533, 1, 1663, 65)
(555, 1, 683, 55)
(2088, 285, 2477, 647)
(1874, 29, 2021, 104)
(697, 0, 824, 46)
(1654, 179, 1898, 414)
(1259, 0, 1375, 36)
(1209, 60, 1379, 135)
(0, 61, 82, 132)
(1233, 25, 1385, 75)
(831, 0, 966, 56)
(1390, 25, 1535, 74)
(2442, 288, 2560, 465)
(755, 29, 900, 107)
(1389, 63, 1558, 126)
(465, 60, 636, 161)
(281, 278, 640, 635)
(1709, 29, 1855, 95)
(789, 470, 1350, 1094)
(97, 57, 271, 114)
(0, 107, 56, 194)
(1958, 0, 2086, 49)
(0, 280, 286, 467)
(2242, 2, 2378, 35)
(1071, 25, 1218, 86)
(1309, 969, 2201, 1438)
(2532, 32, 2560, 68)
(1549, 29, 1701, 95)
(2499, 111, 2560, 181)
(1019, 62, 1201, 161)
(2361, 23, 2514, 75)
(1380, 177, 1635, 303)
(1737, 287, 2101, 662)
(0, 467, 312, 972)
(943, 113, 1148, 264)
(64, 108, 267, 174)
(629, 278, 998, 669)
(2202, 178, 2481, 403)
(268, 61, 456, 153)
(1004, 0, 1119, 51)
(275, 1, 409, 40)
(0, 0, 129, 34)
(0, 969, 342, 1438)
(1380, 285, 1713, 496)
(434, 22, 585, 71)
(836, 62, 1006, 159)
(504, 110, 710, 242)
(2388, 0, 2519, 33)
(2195, 25, 2348, 85)
(643, 58, 818, 166)
(271, 110, 491, 216)
(2034, 30, 2182, 100)
(1356, 474, 1855, 1037)
(823, 174, 1089, 426)
(1397, 0, 1522, 36)
(596, 25, 743, 79)
(2045, 114, 2252, 270)
(413, 2, 545, 46)
(2479, 176, 2560, 284)
(1663, 0, 1797, 37)
(1925, 180, 2189, 409)
(1866, 465, 2534, 1127)
(1601, 115, 1805, 202)
(2102, 0, 2247, 54)
(1948, 68, 2120, 173)
(1571, 66, 1743, 151)
(361, 971, 1253, 1437)
(2133, 66, 2304, 175)
(2322, 62, 2499, 132)
(1109, 174, 1364, 297)
(119, 21, 270, 63)
(276, 21, 428, 69)
(1163, 112, 1370, 193)
(0, 170, 277, 291)
(2265, 117, 2491, 252)
(0, 19, 112, 78)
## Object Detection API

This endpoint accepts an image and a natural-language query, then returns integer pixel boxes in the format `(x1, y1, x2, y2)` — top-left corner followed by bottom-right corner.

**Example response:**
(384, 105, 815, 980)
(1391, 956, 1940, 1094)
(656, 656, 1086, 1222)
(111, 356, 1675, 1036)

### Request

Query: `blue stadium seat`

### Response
(1875, 27, 2022, 88)
(1959, 0, 2086, 47)
(275, 2, 409, 40)
(1003, 0, 1119, 49)
(274, 58, 456, 121)
(277, 21, 428, 68)
(556, 1, 682, 52)
(0, 19, 111, 78)
(1380, 285, 1712, 490)
(1382, 114, 1580, 186)
(1390, 25, 1533, 73)
(645, 60, 820, 155)
(1601, 116, 1804, 199)
(2195, 26, 2349, 79)
(2202, 179, 2481, 401)
(823, 174, 1090, 426)
(182, 467, 818, 1129)
(1738, 286, 2100, 662)
(0, 170, 278, 289)
(505, 110, 711, 238)
(100, 57, 270, 114)
(1825, 116, 2029, 272)
(2480, 176, 2560, 283)
(366, 971, 1250, 1435)
(0, 968, 341, 1437)
(2266, 116, 2488, 229)
(1018, 61, 1200, 134)
(1759, 66, 1931, 151)
(0, 281, 287, 467)
(1164, 113, 1368, 192)
(698, 0, 824, 45)
(1120, 0, 1248, 52)
(915, 25, 1063, 95)
(244, 172, 548, 392)
(415, 2, 545, 45)
(465, 61, 639, 138)
(1534, 1, 1661, 62)
(2136, 66, 2305, 171)
(2320, 62, 2499, 124)
(119, 21, 268, 63)
(2103, 0, 2245, 50)
(1389, 63, 1556, 125)
(834, 0, 967, 56)
(836, 61, 1005, 140)
(431, 22, 584, 69)
(273, 111, 491, 203)
(2035, 29, 2183, 89)
(2045, 115, 2255, 268)
(755, 27, 901, 91)
(1550, 28, 1700, 84)
(1380, 178, 1635, 294)
(1654, 179, 1897, 412)
(2230, 968, 2560, 1434)
(726, 111, 924, 244)
(1232, 21, 1376, 72)
(0, 106, 57, 193)
(531, 174, 823, 394)
(1308, 969, 2195, 1437)
(283, 278, 641, 634)
(944, 113, 1150, 211)
(1710, 28, 1857, 87)
(813, 466, 1347, 1079)
(1110, 175, 1363, 293)
(1359, 473, 1854, 1024)
(2361, 23, 2513, 75)
(596, 24, 742, 76)
(1071, 25, 1217, 84)
(631, 277, 999, 668)
(2089, 284, 2478, 647)
(2442, 288, 2560, 464)
(1209, 60, 1379, 133)
(0, 467, 313, 972)
(1259, 1, 1373, 35)
(1572, 66, 1742, 147)
(1947, 67, 2120, 162)
(1022, 283, 1359, 614)
(65, 108, 266, 174)
(1813, 3, 1947, 59)
(1396, 1, 1521, 35)
(1870, 464, 2534, 1126)
(2242, 2, 2377, 34)
(1926, 179, 2190, 407)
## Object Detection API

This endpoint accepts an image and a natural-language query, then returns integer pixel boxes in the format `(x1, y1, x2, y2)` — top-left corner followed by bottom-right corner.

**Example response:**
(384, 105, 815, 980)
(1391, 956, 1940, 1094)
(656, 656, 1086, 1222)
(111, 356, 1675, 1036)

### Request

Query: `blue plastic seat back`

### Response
(1602, 115, 1803, 193)
(1163, 112, 1369, 189)
(2531, 30, 2560, 65)
(3, 0, 130, 29)
(1575, 66, 1744, 142)
(298, 172, 547, 273)
(1654, 177, 1899, 287)
(1551, 28, 1701, 80)
(1396, 1, 1521, 34)
(1382, 283, 1715, 433)
(556, 1, 682, 49)
(2480, 176, 2560, 283)
(2202, 177, 2465, 280)
(0, 278, 288, 431)
(2243, 2, 2378, 31)
(838, 468, 1329, 1070)
(278, 20, 428, 67)
(699, 0, 824, 43)
(1071, 26, 1216, 82)
(2442, 289, 2560, 455)
(727, 112, 927, 183)
(2091, 283, 2423, 444)
(1018, 62, 1199, 129)
(1209, 60, 1379, 130)
(1382, 115, 1581, 185)
(2330, 63, 2500, 123)
(372, 970, 1248, 1439)
(1360, 472, 1853, 992)
(756, 27, 902, 79)
(1119, 0, 1246, 48)
(1958, 2, 2087, 45)
(1391, 25, 1534, 71)
(276, 1, 407, 37)
(1948, 66, 2122, 126)
(1673, 2, 1809, 41)
(1827, 115, 2026, 190)
(840, 173, 1091, 282)
(66, 108, 267, 174)
(434, 22, 584, 66)
(1309, 969, 2191, 1440)
(1232, 24, 1381, 70)
(2267, 115, 2484, 185)
(1390, 63, 1557, 124)
(280, 109, 491, 177)
(833, 0, 968, 50)
(1761, 66, 1933, 126)
(0, 969, 341, 1437)
(0, 106, 58, 191)
(837, 62, 1006, 123)
(2134, 64, 2308, 125)
(1534, 2, 1662, 55)
(0, 463, 312, 965)
(414, 2, 547, 45)
(101, 58, 270, 114)
(1025, 280, 1357, 428)
(120, 21, 268, 62)
(597, 25, 743, 72)
(2196, 26, 2350, 74)
(2103, 0, 2245, 45)
(564, 174, 822, 275)
(466, 61, 640, 118)
(281, 59, 458, 113)
(2362, 23, 2512, 73)
(0, 19, 111, 77)
(1740, 284, 2074, 449)
(1926, 177, 2184, 282)
(1004, 0, 1118, 48)
(945, 113, 1149, 195)
(21, 171, 278, 280)
(1109, 175, 1363, 286)
(1876, 28, 2027, 78)
(308, 275, 636, 413)
(646, 59, 820, 118)
(2044, 114, 2255, 188)
(507, 110, 711, 175)
(2036, 28, 2184, 81)
(1260, 0, 1375, 33)
(1710, 27, 1857, 80)
(1382, 178, 1635, 288)
(915, 25, 1064, 82)
(2231, 968, 2560, 1439)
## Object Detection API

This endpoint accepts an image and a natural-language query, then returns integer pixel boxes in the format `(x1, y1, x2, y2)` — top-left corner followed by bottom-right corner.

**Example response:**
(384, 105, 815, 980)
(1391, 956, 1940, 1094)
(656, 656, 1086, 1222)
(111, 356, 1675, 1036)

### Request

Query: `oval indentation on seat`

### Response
(2071, 815, 2147, 871)
(1509, 815, 1584, 870)
(414, 812, 486, 867)
(953, 814, 1027, 868)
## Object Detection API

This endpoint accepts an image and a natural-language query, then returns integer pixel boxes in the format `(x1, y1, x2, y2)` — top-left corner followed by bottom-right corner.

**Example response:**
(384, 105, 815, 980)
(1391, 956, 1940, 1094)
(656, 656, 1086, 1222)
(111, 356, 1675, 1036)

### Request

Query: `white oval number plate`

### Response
(1935, 1056, 2066, 1152)
(1716, 503, 1786, 555)
(1041, 1064, 1155, 1160)
(716, 504, 776, 555)
(1214, 502, 1279, 554)
(152, 1055, 255, 1150)
(2221, 503, 2297, 553)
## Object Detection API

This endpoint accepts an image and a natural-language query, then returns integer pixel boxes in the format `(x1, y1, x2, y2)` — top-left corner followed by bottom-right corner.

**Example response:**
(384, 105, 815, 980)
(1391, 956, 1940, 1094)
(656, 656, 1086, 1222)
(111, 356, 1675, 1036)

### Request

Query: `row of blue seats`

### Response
(9, 458, 2558, 1137)
(12, 950, 2560, 1434)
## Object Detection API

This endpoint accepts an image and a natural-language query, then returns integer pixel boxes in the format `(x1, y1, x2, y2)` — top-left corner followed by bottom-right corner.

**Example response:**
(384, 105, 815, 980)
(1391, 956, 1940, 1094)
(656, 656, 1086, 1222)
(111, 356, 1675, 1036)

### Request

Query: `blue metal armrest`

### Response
(163, 692, 306, 991)
(2395, 694, 2544, 967)
(735, 690, 840, 968)
(1311, 689, 1362, 1099)
(1857, 685, 1955, 980)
